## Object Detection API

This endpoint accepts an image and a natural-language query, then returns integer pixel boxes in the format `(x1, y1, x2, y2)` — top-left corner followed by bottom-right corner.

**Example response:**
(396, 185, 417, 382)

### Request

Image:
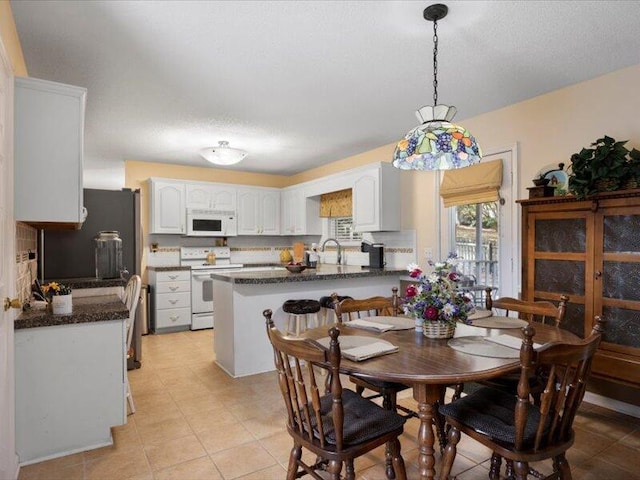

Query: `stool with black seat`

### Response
(318, 294, 353, 325)
(282, 298, 321, 336)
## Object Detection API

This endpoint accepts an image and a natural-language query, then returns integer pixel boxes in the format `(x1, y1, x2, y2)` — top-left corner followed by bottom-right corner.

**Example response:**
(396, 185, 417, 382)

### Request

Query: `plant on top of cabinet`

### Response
(568, 135, 640, 199)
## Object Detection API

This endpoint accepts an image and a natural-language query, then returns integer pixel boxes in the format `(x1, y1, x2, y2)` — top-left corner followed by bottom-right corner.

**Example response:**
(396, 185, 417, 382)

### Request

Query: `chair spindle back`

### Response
(332, 287, 399, 322)
(486, 289, 569, 327)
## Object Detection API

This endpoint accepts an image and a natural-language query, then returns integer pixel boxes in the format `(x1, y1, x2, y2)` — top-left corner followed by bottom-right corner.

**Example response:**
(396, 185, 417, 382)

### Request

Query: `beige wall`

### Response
(127, 66, 640, 265)
(0, 1, 27, 76)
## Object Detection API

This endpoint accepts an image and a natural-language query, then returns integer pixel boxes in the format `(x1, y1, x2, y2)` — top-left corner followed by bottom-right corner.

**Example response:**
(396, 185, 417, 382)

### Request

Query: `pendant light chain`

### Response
(432, 18, 439, 106)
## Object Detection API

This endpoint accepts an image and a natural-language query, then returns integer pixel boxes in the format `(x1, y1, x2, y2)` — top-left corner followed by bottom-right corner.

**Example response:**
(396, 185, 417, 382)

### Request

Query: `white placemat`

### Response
(485, 334, 542, 350)
(447, 336, 520, 359)
(316, 335, 399, 362)
(470, 316, 528, 329)
(468, 309, 493, 320)
(345, 316, 415, 331)
(344, 319, 394, 332)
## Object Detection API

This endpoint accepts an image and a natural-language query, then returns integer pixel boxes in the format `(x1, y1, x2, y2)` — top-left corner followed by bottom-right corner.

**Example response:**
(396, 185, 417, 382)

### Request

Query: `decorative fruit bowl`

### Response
(285, 263, 307, 273)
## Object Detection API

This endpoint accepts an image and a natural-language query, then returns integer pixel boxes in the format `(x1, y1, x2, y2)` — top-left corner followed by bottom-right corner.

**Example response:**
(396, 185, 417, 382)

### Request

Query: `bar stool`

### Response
(318, 294, 352, 325)
(283, 299, 321, 336)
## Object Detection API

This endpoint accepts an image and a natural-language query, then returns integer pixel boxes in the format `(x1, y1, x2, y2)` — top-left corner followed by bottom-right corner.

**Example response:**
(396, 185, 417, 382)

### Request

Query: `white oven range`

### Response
(180, 246, 243, 330)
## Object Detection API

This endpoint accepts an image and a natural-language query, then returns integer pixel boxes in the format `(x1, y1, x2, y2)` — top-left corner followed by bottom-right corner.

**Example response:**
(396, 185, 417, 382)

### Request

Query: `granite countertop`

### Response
(146, 266, 191, 272)
(44, 277, 127, 290)
(210, 264, 406, 285)
(15, 295, 129, 330)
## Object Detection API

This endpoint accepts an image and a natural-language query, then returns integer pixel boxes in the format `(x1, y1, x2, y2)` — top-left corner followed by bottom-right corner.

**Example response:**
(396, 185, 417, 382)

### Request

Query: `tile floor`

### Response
(18, 329, 640, 480)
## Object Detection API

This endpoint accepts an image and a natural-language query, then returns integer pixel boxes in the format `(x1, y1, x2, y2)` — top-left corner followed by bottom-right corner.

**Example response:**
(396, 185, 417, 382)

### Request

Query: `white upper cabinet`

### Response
(281, 186, 321, 236)
(237, 187, 281, 235)
(149, 179, 186, 234)
(14, 77, 86, 225)
(185, 183, 237, 211)
(352, 162, 400, 232)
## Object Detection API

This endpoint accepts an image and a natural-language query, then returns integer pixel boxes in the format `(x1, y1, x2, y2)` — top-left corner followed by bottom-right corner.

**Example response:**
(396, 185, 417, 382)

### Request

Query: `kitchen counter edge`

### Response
(15, 294, 129, 330)
(210, 266, 406, 285)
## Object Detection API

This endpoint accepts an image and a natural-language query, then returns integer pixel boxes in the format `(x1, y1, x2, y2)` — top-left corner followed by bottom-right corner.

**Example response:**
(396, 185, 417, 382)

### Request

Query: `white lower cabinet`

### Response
(149, 269, 192, 333)
(15, 319, 126, 464)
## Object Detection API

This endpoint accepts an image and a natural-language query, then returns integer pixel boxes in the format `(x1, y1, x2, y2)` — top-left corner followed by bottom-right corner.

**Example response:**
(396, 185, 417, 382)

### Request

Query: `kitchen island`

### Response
(14, 295, 129, 464)
(211, 264, 405, 377)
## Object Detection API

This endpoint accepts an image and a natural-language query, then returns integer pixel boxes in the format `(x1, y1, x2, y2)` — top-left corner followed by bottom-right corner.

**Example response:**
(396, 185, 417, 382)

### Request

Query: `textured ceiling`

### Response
(11, 0, 640, 176)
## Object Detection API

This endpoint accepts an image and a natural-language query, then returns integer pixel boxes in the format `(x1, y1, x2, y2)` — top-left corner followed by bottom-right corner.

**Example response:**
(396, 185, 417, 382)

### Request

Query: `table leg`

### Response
(413, 384, 443, 480)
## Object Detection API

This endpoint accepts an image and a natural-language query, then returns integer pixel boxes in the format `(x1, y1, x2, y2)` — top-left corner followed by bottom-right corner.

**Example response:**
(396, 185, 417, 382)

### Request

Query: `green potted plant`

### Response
(568, 136, 639, 199)
(621, 147, 640, 190)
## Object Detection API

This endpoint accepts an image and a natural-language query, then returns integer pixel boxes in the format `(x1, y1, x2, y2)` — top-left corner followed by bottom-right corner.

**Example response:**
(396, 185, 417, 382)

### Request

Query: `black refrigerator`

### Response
(41, 188, 141, 280)
(40, 188, 145, 368)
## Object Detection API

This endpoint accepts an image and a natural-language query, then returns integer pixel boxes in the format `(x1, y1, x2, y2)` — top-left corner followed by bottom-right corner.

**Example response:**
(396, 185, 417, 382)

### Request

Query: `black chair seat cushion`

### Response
(350, 374, 409, 393)
(439, 387, 549, 448)
(319, 295, 353, 309)
(310, 389, 405, 446)
(283, 299, 321, 315)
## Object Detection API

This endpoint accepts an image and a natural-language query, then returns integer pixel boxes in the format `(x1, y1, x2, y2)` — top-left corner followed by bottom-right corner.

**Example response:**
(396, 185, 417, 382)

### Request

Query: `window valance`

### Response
(319, 188, 352, 218)
(439, 159, 503, 207)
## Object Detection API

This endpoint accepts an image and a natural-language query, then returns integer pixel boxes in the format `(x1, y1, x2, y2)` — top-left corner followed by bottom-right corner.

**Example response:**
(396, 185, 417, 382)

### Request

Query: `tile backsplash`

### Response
(16, 222, 38, 304)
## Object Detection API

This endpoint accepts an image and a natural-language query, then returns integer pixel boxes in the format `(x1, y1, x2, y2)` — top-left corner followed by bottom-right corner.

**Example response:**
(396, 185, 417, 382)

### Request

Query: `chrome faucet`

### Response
(321, 238, 342, 265)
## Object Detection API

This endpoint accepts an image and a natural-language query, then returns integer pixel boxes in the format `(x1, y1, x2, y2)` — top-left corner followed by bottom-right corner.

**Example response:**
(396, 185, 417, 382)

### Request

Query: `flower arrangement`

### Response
(41, 282, 72, 299)
(402, 254, 474, 327)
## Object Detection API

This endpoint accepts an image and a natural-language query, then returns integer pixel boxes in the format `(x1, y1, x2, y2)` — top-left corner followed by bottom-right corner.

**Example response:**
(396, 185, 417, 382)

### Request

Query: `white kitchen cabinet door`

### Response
(186, 183, 237, 211)
(185, 184, 212, 210)
(150, 179, 186, 234)
(261, 189, 281, 235)
(353, 163, 400, 232)
(237, 187, 280, 235)
(281, 189, 295, 234)
(14, 77, 85, 225)
(281, 187, 321, 236)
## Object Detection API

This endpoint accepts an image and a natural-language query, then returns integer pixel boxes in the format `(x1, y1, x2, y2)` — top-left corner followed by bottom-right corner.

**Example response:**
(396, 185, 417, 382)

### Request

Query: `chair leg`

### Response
(126, 377, 135, 414)
(385, 441, 396, 480)
(438, 426, 460, 480)
(345, 459, 355, 480)
(327, 459, 342, 480)
(553, 453, 572, 480)
(389, 438, 406, 480)
(505, 460, 514, 479)
(451, 383, 464, 401)
(489, 453, 502, 480)
(513, 461, 529, 480)
(355, 385, 365, 396)
(287, 444, 301, 480)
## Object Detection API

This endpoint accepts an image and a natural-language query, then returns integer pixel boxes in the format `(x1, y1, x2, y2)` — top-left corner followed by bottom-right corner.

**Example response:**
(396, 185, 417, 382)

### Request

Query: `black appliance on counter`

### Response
(39, 188, 145, 369)
(361, 241, 385, 269)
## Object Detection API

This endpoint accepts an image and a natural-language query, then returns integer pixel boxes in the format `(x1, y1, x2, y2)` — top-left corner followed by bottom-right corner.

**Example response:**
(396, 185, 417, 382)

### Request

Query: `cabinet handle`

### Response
(169, 286, 179, 291)
(169, 299, 178, 305)
(595, 271, 602, 279)
(169, 274, 178, 280)
(169, 315, 179, 321)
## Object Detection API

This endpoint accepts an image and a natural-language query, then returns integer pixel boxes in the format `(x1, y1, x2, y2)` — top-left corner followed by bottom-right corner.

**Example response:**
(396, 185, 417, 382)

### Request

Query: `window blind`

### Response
(439, 159, 503, 207)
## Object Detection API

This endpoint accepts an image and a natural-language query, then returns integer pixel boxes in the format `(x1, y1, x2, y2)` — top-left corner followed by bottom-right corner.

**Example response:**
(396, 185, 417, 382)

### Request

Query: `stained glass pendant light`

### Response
(393, 4, 482, 171)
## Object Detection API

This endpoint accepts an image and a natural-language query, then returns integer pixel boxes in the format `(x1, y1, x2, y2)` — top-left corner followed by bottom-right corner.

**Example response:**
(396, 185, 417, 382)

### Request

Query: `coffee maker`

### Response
(361, 241, 385, 269)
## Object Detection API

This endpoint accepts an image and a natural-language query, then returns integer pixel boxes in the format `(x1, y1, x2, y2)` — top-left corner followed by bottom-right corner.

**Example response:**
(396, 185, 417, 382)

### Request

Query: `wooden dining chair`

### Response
(263, 309, 407, 480)
(332, 289, 413, 415)
(438, 317, 605, 480)
(485, 288, 569, 327)
(122, 274, 141, 414)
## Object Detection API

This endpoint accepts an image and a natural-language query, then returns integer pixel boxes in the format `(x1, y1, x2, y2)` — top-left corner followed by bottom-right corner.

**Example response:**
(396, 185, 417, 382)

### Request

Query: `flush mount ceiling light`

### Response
(392, 4, 482, 171)
(200, 141, 248, 166)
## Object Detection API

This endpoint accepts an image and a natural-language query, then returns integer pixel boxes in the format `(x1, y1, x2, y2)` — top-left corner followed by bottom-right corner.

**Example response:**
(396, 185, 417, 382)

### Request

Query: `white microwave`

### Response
(186, 209, 237, 237)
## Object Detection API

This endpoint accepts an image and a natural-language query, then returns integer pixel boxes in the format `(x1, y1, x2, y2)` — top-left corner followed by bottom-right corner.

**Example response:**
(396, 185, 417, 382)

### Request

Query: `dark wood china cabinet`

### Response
(519, 190, 640, 387)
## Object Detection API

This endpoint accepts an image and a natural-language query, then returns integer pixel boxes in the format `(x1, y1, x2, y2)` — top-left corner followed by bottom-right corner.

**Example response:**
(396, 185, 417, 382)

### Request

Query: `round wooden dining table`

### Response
(302, 321, 580, 480)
